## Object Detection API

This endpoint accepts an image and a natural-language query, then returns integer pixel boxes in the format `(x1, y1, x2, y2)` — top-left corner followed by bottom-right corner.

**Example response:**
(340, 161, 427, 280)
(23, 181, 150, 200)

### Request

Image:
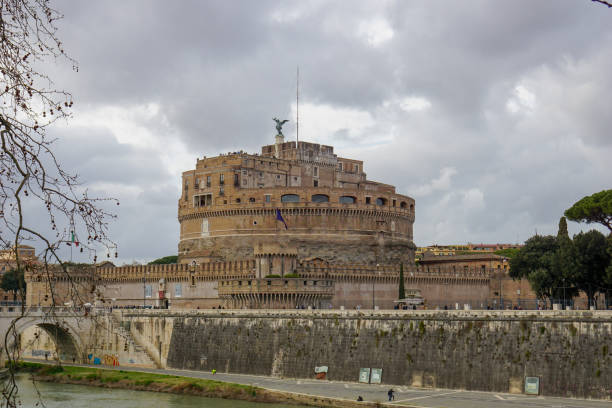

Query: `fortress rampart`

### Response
(26, 260, 524, 310)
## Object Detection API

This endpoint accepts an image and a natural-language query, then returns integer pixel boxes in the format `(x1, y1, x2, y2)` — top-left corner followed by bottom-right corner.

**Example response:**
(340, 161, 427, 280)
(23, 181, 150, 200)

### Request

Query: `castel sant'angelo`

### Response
(178, 132, 416, 269)
(27, 123, 526, 310)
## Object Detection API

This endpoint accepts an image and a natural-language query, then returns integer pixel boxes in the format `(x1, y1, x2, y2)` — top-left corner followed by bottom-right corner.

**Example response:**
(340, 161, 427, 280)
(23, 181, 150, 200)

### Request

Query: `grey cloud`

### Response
(29, 0, 612, 259)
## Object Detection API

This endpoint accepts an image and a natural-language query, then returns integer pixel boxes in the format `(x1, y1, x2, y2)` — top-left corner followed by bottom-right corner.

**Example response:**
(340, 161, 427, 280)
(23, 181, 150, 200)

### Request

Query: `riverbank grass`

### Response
(15, 362, 263, 401)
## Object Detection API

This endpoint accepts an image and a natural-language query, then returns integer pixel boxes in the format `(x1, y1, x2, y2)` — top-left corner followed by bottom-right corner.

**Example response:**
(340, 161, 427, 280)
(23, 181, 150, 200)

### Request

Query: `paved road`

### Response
(24, 359, 611, 408)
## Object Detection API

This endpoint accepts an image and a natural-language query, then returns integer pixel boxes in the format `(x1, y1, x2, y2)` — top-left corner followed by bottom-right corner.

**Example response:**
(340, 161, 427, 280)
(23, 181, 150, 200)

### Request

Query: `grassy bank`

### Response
(13, 362, 395, 408)
(13, 362, 289, 404)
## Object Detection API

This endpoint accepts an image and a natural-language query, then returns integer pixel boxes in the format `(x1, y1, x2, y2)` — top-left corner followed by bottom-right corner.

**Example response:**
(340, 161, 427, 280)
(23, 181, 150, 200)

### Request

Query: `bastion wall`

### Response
(119, 309, 612, 400)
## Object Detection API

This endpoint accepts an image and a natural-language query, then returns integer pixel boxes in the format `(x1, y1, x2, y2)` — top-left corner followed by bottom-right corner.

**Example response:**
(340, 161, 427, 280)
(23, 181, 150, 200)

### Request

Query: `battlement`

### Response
(96, 260, 256, 282)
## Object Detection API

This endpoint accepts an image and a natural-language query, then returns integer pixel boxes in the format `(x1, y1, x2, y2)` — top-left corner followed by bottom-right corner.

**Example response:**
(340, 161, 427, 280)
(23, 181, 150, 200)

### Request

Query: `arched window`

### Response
(410, 204, 414, 212)
(339, 196, 356, 204)
(400, 201, 407, 209)
(281, 194, 300, 203)
(311, 194, 329, 203)
(376, 197, 387, 206)
(249, 197, 256, 203)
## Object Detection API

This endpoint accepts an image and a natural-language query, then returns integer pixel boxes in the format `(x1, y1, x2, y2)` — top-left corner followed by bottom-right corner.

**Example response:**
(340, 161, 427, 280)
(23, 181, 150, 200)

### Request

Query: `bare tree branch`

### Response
(0, 1, 117, 406)
(592, 0, 612, 8)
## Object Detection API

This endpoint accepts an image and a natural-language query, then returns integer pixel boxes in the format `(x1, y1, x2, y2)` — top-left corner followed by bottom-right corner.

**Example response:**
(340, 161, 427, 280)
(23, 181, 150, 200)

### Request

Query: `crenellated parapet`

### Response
(96, 260, 256, 283)
(298, 262, 492, 285)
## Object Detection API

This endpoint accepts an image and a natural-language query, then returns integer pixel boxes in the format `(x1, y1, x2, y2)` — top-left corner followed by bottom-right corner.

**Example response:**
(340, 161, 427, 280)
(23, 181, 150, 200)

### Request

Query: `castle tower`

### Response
(177, 139, 415, 266)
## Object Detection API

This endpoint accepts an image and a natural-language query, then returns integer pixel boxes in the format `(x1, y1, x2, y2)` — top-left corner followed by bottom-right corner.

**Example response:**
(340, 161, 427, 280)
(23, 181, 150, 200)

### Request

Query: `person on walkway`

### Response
(388, 388, 395, 401)
(357, 395, 363, 401)
(212, 369, 217, 375)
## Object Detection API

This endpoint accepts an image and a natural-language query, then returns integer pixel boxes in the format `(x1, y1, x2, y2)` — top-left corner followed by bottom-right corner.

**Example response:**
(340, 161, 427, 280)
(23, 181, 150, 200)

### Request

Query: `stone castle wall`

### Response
(26, 261, 536, 310)
(119, 309, 612, 399)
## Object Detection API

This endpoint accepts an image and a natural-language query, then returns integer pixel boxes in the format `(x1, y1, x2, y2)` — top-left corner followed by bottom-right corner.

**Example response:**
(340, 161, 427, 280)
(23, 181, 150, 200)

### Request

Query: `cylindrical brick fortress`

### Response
(178, 138, 415, 266)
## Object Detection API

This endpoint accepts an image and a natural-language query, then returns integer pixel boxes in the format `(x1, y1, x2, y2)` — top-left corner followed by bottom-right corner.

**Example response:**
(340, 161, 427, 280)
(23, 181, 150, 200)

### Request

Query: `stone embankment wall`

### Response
(119, 310, 612, 400)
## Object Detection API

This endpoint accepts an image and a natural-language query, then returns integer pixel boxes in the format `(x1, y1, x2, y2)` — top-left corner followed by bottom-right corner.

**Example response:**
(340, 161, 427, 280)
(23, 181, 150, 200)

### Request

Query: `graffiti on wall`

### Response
(87, 353, 120, 366)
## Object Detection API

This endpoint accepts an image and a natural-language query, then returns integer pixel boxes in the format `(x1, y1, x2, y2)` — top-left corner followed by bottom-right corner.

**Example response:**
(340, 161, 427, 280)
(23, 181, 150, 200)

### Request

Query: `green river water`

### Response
(8, 375, 303, 408)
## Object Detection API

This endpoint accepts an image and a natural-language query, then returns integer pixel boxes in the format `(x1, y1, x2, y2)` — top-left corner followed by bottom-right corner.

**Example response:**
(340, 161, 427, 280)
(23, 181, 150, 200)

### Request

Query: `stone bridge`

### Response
(0, 306, 156, 368)
(0, 306, 93, 362)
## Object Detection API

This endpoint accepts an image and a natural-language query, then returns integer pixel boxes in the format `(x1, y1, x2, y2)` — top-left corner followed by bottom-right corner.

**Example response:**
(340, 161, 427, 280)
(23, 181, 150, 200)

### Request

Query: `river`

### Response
(10, 374, 304, 408)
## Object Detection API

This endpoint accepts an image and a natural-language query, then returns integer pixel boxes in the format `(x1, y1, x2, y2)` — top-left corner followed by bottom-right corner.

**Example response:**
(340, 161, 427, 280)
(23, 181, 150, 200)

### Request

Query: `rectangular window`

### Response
(355, 164, 360, 173)
(265, 195, 271, 203)
(234, 174, 239, 186)
(338, 162, 343, 171)
(145, 284, 152, 298)
(313, 179, 318, 187)
(195, 194, 213, 207)
(219, 174, 224, 185)
(392, 199, 396, 207)
(366, 196, 371, 204)
(206, 176, 211, 187)
(313, 166, 318, 177)
(219, 186, 224, 195)
(174, 283, 182, 297)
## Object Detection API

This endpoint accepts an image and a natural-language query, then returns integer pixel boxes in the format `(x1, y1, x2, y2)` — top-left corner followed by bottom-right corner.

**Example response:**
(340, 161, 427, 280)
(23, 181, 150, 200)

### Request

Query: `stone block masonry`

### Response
(118, 310, 612, 400)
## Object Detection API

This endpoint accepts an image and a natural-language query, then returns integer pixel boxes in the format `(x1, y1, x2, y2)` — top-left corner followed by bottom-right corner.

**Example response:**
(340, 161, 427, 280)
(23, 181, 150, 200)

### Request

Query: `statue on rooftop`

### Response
(273, 117, 289, 136)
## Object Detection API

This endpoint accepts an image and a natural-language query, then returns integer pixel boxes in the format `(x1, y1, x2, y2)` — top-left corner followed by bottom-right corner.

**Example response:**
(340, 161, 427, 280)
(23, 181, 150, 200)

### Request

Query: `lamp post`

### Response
(562, 278, 566, 310)
(143, 273, 146, 309)
(499, 275, 503, 310)
(372, 264, 379, 309)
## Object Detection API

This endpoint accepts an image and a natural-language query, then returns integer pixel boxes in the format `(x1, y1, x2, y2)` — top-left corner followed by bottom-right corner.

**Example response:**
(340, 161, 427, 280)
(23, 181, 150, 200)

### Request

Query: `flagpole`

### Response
(296, 66, 300, 161)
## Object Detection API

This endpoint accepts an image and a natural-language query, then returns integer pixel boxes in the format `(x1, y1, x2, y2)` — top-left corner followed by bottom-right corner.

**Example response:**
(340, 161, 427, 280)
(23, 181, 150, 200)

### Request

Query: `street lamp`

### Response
(372, 264, 380, 309)
(562, 278, 566, 310)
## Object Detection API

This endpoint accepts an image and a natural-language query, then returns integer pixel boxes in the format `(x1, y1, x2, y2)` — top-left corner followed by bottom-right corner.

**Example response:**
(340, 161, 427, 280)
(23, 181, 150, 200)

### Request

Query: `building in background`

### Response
(0, 245, 37, 303)
(416, 243, 523, 259)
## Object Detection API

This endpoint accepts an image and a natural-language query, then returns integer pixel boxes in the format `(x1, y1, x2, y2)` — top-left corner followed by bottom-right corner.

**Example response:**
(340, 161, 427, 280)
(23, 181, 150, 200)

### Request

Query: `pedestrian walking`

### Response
(212, 369, 217, 375)
(388, 389, 395, 401)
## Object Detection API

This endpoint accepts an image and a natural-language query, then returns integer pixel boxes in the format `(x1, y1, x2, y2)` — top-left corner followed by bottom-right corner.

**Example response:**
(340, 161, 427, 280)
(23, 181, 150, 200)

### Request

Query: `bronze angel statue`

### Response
(273, 117, 289, 136)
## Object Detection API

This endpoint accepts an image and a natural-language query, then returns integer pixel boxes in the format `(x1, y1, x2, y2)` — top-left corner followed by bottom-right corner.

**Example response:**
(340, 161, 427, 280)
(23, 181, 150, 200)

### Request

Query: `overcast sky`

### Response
(41, 0, 611, 264)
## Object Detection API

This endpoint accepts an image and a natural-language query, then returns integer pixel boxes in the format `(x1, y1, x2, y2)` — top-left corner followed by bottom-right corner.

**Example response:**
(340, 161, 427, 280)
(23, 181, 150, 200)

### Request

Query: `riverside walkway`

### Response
(23, 359, 610, 408)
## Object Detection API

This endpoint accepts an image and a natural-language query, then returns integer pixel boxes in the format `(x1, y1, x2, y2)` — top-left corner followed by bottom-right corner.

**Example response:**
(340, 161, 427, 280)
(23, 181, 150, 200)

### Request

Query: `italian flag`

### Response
(71, 231, 79, 247)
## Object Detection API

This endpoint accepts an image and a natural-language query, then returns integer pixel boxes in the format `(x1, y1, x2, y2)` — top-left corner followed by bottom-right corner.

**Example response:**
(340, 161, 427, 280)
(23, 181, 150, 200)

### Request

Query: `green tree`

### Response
(552, 217, 580, 307)
(0, 269, 26, 301)
(605, 236, 612, 307)
(557, 216, 569, 239)
(510, 235, 559, 305)
(565, 190, 612, 234)
(494, 248, 520, 258)
(398, 263, 405, 300)
(573, 230, 611, 308)
(148, 255, 178, 265)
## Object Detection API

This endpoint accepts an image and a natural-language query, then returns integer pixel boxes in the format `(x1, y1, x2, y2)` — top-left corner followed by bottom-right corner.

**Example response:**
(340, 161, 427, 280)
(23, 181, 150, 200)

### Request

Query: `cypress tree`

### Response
(557, 216, 569, 240)
(399, 263, 405, 300)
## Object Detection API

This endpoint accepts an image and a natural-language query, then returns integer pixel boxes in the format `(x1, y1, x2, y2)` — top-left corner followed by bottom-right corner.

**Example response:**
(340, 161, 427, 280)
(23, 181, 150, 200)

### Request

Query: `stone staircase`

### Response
(109, 312, 159, 368)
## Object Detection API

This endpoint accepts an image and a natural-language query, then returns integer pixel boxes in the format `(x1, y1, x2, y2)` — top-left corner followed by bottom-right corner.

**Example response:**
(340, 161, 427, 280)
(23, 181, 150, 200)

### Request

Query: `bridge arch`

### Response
(5, 315, 87, 363)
